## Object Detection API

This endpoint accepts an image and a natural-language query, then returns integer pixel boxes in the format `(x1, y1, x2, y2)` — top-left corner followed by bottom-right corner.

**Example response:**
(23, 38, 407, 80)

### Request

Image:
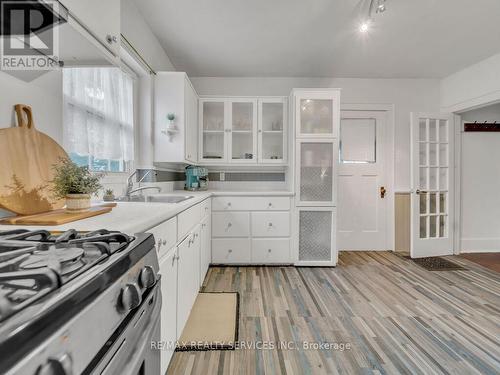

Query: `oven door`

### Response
(89, 282, 162, 375)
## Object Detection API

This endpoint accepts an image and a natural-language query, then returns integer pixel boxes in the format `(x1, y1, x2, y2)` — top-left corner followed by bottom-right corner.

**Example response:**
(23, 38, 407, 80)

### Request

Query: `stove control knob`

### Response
(120, 283, 142, 311)
(37, 352, 73, 375)
(139, 265, 156, 288)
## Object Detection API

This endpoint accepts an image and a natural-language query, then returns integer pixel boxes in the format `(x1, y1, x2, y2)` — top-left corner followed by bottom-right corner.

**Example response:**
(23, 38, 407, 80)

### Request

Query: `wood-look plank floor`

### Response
(167, 252, 500, 375)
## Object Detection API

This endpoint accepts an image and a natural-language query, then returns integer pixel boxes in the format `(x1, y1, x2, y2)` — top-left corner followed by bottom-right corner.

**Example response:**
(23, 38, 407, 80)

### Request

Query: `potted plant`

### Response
(103, 189, 115, 202)
(51, 158, 103, 212)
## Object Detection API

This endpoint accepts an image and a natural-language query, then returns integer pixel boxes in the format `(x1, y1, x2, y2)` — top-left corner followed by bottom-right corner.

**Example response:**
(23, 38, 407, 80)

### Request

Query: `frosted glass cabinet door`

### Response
(297, 208, 336, 265)
(259, 98, 286, 163)
(200, 100, 226, 161)
(230, 99, 257, 162)
(296, 140, 336, 205)
(296, 92, 339, 138)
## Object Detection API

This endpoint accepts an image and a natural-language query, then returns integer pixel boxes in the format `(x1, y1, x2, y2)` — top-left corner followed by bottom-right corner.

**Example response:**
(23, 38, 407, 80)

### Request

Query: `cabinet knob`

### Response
(162, 239, 167, 246)
(268, 222, 273, 227)
(227, 222, 232, 227)
(258, 129, 262, 133)
(106, 34, 118, 44)
(228, 249, 233, 253)
(268, 249, 272, 253)
(268, 202, 272, 207)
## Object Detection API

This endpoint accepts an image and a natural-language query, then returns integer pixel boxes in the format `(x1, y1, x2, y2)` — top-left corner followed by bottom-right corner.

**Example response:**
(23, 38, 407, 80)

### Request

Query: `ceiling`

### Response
(134, 0, 500, 78)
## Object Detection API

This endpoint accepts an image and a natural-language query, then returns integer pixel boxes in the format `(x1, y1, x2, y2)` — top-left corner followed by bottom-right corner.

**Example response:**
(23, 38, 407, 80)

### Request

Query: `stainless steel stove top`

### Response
(0, 228, 160, 375)
(0, 229, 132, 322)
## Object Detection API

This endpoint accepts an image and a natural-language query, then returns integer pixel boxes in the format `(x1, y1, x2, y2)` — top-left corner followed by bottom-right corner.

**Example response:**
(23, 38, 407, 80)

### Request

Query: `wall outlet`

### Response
(220, 172, 225, 181)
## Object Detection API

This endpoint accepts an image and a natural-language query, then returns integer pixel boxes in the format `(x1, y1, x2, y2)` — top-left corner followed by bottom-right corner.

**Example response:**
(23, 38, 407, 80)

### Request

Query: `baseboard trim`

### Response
(460, 238, 500, 253)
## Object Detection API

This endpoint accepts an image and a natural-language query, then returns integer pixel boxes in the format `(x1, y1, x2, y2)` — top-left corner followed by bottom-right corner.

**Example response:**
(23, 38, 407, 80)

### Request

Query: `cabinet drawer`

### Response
(252, 239, 291, 263)
(251, 212, 290, 237)
(212, 196, 290, 211)
(212, 212, 250, 237)
(147, 217, 177, 259)
(178, 203, 201, 241)
(200, 198, 211, 218)
(212, 239, 251, 264)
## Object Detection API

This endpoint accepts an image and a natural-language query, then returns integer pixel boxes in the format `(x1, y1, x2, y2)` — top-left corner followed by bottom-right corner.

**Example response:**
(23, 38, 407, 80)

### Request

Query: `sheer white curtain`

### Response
(63, 67, 134, 168)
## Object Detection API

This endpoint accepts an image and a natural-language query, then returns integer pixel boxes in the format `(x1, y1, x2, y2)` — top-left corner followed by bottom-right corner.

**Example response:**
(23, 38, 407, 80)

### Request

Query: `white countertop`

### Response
(0, 190, 294, 234)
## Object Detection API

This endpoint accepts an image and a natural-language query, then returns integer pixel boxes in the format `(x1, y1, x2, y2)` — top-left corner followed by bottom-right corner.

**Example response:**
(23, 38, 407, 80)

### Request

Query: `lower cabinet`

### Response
(158, 248, 178, 375)
(177, 227, 200, 335)
(151, 198, 212, 374)
(252, 238, 290, 263)
(211, 195, 292, 264)
(200, 215, 211, 286)
(212, 238, 251, 263)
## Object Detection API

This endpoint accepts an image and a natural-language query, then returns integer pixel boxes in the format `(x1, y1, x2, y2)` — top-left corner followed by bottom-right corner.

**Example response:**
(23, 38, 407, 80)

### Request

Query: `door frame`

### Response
(340, 103, 395, 251)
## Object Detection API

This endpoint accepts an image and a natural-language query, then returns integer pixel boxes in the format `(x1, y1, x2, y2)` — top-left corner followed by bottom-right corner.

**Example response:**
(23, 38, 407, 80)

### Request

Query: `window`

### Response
(63, 67, 134, 172)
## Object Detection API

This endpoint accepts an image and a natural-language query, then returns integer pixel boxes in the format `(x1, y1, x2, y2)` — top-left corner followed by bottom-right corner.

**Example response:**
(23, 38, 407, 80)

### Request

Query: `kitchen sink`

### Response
(146, 195, 194, 204)
(117, 195, 194, 203)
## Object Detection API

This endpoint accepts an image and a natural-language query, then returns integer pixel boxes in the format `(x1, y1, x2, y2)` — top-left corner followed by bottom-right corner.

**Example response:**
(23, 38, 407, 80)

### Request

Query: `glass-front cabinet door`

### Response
(258, 98, 287, 163)
(200, 99, 226, 162)
(229, 99, 257, 163)
(296, 139, 337, 206)
(296, 91, 339, 138)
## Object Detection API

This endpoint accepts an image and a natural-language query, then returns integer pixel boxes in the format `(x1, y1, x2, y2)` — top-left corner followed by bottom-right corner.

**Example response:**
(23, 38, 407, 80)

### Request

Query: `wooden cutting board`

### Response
(0, 203, 117, 225)
(0, 104, 68, 215)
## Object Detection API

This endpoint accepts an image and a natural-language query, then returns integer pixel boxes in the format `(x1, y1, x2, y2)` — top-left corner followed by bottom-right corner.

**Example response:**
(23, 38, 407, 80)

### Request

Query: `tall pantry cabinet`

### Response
(292, 89, 340, 266)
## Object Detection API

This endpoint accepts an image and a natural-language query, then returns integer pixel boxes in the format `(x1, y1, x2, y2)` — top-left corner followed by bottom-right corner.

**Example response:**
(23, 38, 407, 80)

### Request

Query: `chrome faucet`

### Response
(124, 170, 159, 198)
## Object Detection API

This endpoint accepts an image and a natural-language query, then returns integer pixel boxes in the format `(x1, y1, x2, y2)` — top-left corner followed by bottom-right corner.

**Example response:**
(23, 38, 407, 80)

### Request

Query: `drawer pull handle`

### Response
(268, 203, 272, 207)
(225, 223, 232, 231)
(162, 239, 167, 246)
(226, 202, 232, 209)
(228, 249, 233, 253)
(268, 249, 272, 253)
(268, 223, 273, 227)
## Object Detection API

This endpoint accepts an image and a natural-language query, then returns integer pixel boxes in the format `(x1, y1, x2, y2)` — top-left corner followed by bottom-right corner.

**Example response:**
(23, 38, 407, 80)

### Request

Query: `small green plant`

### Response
(51, 158, 103, 199)
(104, 189, 114, 196)
(167, 113, 175, 121)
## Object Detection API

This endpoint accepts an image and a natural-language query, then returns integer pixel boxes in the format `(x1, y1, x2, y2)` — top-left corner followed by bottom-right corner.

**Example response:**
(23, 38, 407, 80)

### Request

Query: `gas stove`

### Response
(0, 228, 161, 375)
(0, 229, 132, 322)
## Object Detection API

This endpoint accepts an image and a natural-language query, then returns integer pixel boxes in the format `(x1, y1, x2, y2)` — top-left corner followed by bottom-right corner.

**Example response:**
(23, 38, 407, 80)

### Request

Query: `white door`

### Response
(410, 113, 454, 258)
(338, 111, 387, 250)
(258, 98, 287, 163)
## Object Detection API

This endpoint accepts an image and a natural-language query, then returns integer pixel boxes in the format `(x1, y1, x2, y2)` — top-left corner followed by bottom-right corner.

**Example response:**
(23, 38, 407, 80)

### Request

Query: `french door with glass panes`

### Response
(410, 113, 454, 258)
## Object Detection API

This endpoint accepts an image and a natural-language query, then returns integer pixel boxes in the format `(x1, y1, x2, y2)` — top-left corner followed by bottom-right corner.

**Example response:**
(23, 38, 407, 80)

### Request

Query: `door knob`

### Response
(380, 186, 386, 198)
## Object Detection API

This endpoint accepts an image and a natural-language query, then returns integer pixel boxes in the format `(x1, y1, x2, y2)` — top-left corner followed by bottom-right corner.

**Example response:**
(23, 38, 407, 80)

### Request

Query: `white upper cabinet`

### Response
(199, 97, 287, 165)
(59, 0, 120, 61)
(229, 99, 257, 163)
(259, 98, 287, 163)
(200, 99, 226, 162)
(154, 72, 199, 164)
(295, 91, 340, 138)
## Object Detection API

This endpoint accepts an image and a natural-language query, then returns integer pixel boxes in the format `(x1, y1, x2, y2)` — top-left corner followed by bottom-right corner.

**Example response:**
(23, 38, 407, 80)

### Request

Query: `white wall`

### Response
(459, 103, 500, 252)
(191, 77, 440, 191)
(0, 71, 63, 143)
(441, 52, 500, 113)
(120, 0, 175, 72)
